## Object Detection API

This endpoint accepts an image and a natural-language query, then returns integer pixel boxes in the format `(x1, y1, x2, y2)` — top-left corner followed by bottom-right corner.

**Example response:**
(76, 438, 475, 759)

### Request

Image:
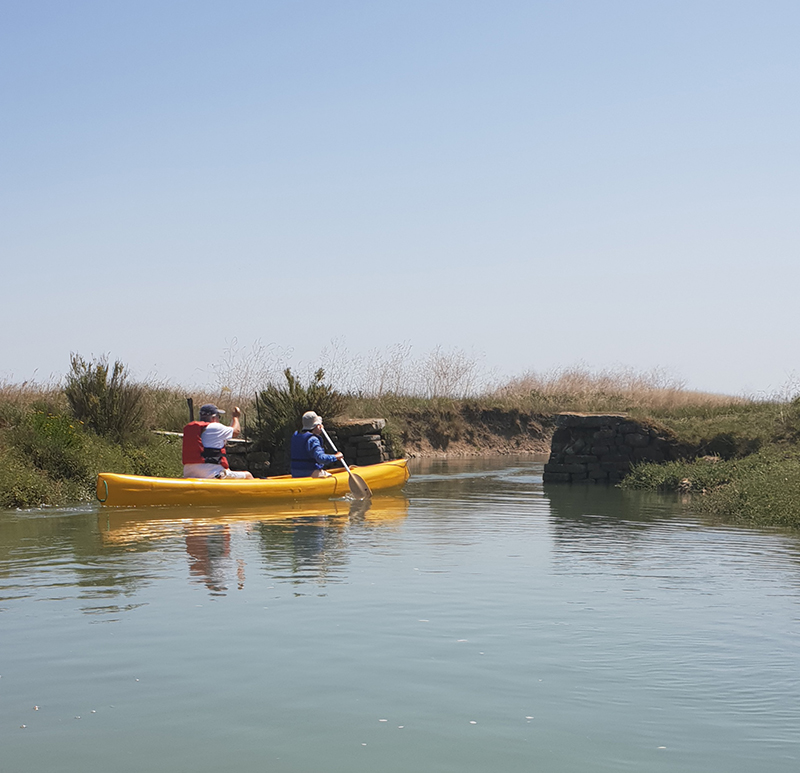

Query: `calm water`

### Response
(2, 457, 799, 773)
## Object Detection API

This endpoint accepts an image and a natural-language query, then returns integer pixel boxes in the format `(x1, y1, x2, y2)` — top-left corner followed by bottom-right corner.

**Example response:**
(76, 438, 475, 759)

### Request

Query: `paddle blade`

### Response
(348, 472, 372, 500)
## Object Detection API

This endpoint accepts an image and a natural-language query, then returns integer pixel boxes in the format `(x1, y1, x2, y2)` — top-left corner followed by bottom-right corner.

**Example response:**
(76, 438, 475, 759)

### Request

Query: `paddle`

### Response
(319, 426, 372, 500)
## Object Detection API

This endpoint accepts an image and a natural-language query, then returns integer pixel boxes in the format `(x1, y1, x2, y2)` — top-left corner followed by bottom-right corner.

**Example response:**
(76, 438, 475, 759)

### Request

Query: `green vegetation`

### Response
(0, 405, 180, 509)
(64, 354, 146, 443)
(484, 367, 800, 529)
(3, 350, 800, 528)
(622, 449, 800, 529)
(253, 368, 347, 474)
(617, 397, 800, 528)
(0, 361, 181, 508)
(626, 399, 800, 457)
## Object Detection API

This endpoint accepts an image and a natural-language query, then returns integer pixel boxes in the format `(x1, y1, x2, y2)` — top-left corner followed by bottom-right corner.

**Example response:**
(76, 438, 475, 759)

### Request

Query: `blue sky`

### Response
(3, 1, 799, 395)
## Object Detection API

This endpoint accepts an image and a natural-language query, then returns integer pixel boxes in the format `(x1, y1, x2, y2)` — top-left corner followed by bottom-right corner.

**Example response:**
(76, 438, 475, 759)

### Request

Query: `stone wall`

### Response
(543, 413, 679, 484)
(329, 419, 390, 466)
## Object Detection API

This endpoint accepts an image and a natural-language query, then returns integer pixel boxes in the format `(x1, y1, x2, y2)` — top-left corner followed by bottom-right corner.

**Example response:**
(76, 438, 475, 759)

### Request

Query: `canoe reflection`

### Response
(97, 495, 409, 593)
(98, 494, 409, 538)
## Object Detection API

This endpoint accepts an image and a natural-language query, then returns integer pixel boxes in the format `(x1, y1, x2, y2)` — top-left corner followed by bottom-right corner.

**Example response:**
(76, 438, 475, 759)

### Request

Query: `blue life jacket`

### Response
(290, 431, 339, 477)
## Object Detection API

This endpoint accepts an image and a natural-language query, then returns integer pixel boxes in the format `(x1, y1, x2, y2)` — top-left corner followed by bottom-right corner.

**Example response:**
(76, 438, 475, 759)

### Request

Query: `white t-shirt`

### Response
(200, 422, 234, 448)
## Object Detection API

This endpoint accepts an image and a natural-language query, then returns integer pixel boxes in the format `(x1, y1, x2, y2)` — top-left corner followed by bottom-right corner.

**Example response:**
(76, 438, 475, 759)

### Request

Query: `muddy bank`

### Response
(395, 406, 556, 458)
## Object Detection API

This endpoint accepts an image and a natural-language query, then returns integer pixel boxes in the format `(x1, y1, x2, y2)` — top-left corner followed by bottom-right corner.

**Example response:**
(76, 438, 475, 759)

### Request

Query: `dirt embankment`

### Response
(396, 406, 556, 458)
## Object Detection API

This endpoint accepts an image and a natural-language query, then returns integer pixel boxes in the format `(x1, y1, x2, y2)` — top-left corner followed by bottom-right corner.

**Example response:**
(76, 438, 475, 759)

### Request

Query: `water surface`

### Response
(2, 457, 799, 772)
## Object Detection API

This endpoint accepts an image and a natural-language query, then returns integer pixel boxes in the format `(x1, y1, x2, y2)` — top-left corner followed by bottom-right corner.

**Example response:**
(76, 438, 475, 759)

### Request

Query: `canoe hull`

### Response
(96, 459, 410, 507)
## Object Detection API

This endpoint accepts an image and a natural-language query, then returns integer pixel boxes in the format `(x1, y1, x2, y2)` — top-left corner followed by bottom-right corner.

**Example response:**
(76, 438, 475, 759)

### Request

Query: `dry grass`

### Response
(209, 339, 295, 399)
(0, 350, 771, 441)
(212, 340, 488, 400)
(0, 379, 67, 421)
(492, 366, 745, 414)
(208, 342, 752, 414)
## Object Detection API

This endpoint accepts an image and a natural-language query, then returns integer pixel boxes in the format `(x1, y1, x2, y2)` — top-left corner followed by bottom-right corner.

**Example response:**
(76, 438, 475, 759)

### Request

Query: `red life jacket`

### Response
(182, 421, 229, 468)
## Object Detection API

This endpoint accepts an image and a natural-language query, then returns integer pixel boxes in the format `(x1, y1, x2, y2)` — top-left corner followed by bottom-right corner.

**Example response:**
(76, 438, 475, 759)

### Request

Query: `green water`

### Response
(2, 457, 799, 772)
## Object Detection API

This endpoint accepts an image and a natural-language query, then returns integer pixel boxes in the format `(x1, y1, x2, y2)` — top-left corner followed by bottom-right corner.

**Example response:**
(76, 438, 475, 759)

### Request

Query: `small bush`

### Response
(254, 368, 346, 473)
(64, 354, 145, 443)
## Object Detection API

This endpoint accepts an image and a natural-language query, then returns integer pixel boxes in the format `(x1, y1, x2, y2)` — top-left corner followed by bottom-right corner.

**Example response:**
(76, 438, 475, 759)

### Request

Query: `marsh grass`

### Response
(0, 380, 67, 422)
(0, 404, 181, 507)
(217, 340, 489, 400)
(210, 339, 294, 399)
(0, 366, 182, 507)
(637, 399, 800, 459)
(622, 456, 739, 493)
(0, 447, 60, 509)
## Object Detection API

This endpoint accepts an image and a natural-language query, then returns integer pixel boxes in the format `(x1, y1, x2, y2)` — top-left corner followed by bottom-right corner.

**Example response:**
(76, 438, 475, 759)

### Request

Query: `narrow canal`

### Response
(2, 457, 799, 772)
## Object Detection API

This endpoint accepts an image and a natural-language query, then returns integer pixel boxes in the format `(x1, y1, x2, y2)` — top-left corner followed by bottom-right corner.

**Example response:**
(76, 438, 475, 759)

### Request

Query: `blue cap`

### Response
(199, 403, 225, 418)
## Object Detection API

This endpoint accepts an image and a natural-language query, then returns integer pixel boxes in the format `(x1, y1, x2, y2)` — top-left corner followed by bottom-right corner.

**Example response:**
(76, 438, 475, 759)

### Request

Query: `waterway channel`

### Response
(2, 457, 799, 772)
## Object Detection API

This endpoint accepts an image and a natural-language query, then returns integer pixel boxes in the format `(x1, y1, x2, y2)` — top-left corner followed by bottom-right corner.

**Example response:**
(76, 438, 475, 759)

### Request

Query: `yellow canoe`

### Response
(96, 459, 410, 507)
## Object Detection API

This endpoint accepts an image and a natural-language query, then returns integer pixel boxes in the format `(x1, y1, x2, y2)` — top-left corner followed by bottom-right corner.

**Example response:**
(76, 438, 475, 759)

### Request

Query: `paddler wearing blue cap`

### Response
(182, 403, 254, 479)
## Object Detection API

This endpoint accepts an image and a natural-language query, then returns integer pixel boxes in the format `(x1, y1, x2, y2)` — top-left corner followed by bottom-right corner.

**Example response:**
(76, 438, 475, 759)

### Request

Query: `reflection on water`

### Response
(3, 458, 800, 773)
(185, 524, 236, 593)
(92, 495, 410, 596)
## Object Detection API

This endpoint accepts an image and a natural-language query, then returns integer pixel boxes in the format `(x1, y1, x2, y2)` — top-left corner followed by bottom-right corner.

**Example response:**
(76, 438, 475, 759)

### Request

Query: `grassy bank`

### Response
(614, 397, 800, 528)
(3, 355, 800, 528)
(0, 363, 192, 508)
(621, 449, 800, 528)
(0, 387, 181, 508)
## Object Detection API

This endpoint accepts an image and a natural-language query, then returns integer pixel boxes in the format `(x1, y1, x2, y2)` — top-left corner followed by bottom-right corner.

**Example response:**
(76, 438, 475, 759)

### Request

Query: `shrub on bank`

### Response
(64, 354, 146, 443)
(253, 368, 346, 473)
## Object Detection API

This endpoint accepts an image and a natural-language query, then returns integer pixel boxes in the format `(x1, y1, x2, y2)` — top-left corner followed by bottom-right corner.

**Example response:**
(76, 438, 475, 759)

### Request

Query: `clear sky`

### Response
(3, 1, 799, 396)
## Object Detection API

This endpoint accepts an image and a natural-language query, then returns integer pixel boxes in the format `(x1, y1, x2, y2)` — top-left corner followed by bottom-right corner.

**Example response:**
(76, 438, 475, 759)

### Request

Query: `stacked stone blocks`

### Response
(329, 418, 390, 467)
(543, 413, 679, 485)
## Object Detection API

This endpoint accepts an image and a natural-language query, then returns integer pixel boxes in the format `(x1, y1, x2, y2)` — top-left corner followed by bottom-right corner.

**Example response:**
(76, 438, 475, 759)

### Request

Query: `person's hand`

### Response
(335, 452, 343, 460)
(232, 406, 241, 418)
